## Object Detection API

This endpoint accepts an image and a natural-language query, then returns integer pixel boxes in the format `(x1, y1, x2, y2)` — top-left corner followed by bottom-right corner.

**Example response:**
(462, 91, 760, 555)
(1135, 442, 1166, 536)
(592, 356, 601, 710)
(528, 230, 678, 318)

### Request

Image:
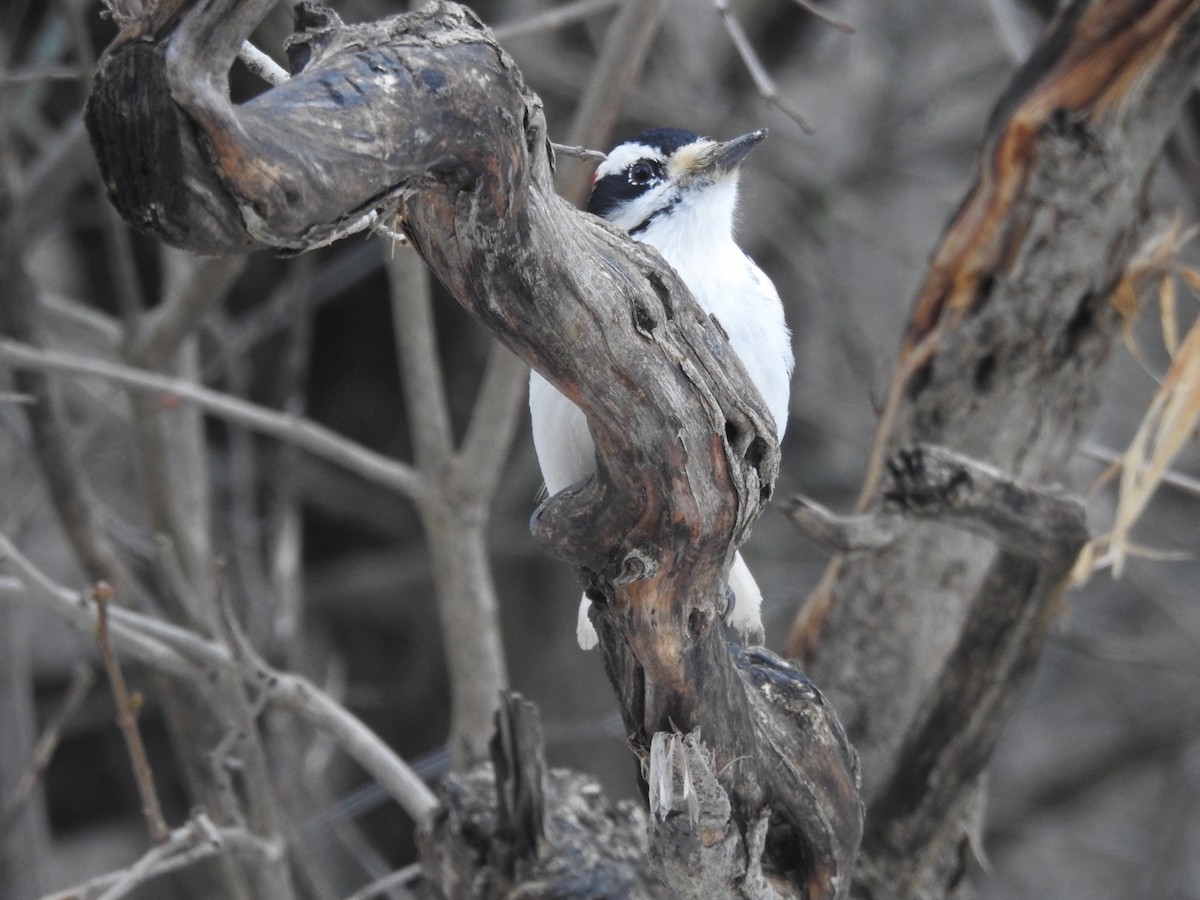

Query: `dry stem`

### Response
(92, 581, 171, 844)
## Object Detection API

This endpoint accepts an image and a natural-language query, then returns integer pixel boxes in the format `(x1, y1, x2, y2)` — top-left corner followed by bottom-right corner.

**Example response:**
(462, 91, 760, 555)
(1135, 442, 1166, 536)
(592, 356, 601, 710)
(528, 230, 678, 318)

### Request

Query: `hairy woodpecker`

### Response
(529, 127, 794, 650)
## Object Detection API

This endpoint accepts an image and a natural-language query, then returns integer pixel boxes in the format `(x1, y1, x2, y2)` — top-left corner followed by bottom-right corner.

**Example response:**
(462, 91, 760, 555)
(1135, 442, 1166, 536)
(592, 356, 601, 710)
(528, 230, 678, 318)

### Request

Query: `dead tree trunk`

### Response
(787, 3, 1200, 897)
(84, 0, 860, 896)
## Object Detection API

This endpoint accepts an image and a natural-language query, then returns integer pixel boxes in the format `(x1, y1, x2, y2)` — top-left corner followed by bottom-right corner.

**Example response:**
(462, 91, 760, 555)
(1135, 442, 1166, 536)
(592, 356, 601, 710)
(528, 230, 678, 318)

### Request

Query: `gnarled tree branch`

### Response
(82, 0, 861, 895)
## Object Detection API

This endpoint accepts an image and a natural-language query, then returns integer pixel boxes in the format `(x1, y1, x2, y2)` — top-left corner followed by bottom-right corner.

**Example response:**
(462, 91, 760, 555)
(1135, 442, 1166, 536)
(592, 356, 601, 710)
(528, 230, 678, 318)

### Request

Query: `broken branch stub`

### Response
(84, 0, 861, 893)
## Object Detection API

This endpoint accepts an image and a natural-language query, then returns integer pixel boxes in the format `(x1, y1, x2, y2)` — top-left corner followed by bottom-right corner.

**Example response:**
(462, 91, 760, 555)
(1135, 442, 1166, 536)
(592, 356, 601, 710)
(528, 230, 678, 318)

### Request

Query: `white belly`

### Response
(529, 235, 792, 650)
(529, 371, 595, 496)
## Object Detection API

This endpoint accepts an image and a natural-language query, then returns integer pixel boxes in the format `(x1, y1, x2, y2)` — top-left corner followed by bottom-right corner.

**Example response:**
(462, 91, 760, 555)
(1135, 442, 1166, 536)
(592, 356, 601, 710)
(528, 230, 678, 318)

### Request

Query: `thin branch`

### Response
(41, 815, 282, 900)
(0, 555, 210, 683)
(787, 0, 855, 33)
(451, 341, 530, 503)
(129, 253, 248, 367)
(122, 249, 244, 634)
(387, 247, 453, 468)
(0, 577, 51, 899)
(386, 243, 512, 768)
(0, 664, 95, 841)
(340, 864, 422, 900)
(1080, 439, 1200, 500)
(0, 533, 439, 825)
(262, 670, 440, 823)
(239, 40, 289, 86)
(0, 339, 425, 501)
(713, 0, 814, 134)
(267, 259, 313, 664)
(92, 827, 210, 900)
(92, 581, 172, 845)
(549, 142, 607, 162)
(0, 65, 83, 84)
(492, 0, 618, 42)
(40, 290, 122, 346)
(0, 167, 146, 605)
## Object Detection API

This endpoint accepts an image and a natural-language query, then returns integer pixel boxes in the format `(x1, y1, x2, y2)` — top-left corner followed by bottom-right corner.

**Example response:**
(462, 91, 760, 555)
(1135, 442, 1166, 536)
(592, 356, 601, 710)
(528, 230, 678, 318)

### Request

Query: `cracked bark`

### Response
(84, 1, 860, 897)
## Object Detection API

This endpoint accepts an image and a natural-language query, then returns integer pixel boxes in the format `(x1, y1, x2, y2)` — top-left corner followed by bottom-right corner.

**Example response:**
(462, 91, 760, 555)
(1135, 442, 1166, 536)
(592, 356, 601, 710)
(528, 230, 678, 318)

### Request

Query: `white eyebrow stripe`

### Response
(593, 143, 662, 179)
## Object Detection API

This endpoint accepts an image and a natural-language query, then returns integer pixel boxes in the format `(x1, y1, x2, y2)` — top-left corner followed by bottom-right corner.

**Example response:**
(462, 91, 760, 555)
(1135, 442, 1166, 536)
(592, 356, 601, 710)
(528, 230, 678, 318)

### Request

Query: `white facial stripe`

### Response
(593, 143, 662, 180)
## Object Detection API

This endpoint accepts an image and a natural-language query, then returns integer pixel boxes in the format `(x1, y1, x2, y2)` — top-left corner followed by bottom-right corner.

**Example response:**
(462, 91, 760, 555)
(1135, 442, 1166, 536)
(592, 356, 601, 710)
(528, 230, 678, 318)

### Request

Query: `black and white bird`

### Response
(529, 127, 794, 650)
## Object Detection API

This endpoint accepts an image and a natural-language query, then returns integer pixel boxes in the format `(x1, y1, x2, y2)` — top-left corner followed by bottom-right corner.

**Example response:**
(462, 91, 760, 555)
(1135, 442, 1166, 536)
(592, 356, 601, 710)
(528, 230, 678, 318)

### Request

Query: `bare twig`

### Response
(0, 576, 50, 899)
(340, 864, 422, 900)
(239, 40, 289, 85)
(0, 166, 145, 605)
(97, 0, 147, 27)
(0, 339, 425, 500)
(92, 581, 171, 844)
(1080, 441, 1200, 499)
(549, 142, 607, 162)
(263, 669, 440, 823)
(0, 543, 212, 682)
(492, 0, 618, 42)
(262, 257, 313, 664)
(41, 814, 283, 900)
(713, 0, 814, 134)
(0, 533, 440, 823)
(387, 245, 510, 767)
(0, 664, 95, 841)
(388, 248, 453, 466)
(787, 0, 855, 33)
(0, 65, 83, 84)
(452, 342, 530, 503)
(129, 253, 247, 367)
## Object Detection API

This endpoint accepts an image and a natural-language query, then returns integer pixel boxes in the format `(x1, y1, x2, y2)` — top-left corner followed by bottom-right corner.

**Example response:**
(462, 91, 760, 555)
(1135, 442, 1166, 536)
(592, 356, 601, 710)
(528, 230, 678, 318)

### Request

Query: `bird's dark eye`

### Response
(628, 161, 656, 185)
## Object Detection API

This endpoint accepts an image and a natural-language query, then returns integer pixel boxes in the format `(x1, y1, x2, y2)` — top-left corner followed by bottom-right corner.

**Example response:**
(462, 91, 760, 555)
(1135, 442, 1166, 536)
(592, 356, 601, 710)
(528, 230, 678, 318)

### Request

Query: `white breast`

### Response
(529, 192, 793, 651)
(529, 231, 793, 491)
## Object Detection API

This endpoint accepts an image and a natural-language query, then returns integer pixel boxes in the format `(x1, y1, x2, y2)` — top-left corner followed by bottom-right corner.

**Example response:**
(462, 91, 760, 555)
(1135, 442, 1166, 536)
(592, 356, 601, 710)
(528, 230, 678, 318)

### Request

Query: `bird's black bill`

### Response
(702, 129, 767, 176)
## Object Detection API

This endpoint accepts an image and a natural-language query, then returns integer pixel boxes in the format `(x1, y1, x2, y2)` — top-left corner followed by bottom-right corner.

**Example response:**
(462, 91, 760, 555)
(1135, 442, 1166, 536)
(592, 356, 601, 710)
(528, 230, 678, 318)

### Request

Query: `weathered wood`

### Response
(419, 691, 660, 897)
(786, 1, 1200, 895)
(84, 1, 862, 895)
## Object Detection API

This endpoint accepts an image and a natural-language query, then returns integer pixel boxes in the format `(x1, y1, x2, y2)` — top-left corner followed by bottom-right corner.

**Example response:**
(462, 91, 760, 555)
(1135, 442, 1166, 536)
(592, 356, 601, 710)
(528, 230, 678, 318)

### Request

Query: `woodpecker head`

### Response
(587, 127, 767, 242)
